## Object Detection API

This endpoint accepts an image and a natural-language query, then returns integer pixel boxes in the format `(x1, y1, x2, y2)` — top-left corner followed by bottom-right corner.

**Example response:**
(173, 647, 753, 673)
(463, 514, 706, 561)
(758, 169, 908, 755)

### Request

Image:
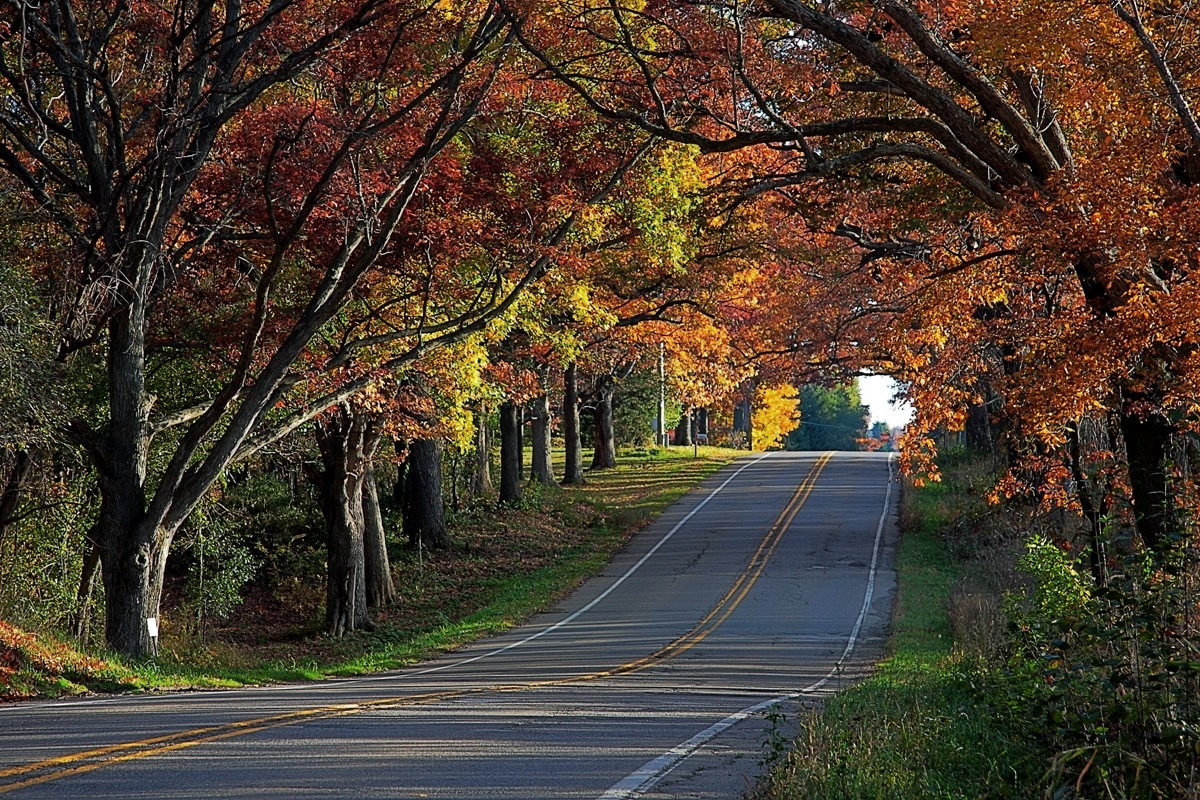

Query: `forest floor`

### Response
(1, 445, 741, 701)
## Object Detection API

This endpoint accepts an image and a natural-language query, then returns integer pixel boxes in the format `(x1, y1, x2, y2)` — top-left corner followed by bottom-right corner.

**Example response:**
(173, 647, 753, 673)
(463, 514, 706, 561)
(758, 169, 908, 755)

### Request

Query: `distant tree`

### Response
(753, 384, 801, 451)
(614, 367, 666, 449)
(787, 384, 870, 451)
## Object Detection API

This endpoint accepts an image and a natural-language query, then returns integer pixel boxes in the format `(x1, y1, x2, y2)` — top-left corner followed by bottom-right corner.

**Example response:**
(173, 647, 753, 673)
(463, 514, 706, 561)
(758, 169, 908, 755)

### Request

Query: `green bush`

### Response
(1005, 553, 1200, 798)
(175, 469, 321, 630)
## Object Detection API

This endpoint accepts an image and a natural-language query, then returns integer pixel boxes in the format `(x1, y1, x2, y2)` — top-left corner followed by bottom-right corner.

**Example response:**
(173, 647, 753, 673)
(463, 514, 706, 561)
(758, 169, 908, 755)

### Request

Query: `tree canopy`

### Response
(0, 0, 1199, 676)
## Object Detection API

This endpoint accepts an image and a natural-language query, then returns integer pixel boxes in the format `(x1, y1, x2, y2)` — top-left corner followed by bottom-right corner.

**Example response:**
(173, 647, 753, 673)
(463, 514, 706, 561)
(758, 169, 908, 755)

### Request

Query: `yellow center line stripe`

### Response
(0, 451, 836, 794)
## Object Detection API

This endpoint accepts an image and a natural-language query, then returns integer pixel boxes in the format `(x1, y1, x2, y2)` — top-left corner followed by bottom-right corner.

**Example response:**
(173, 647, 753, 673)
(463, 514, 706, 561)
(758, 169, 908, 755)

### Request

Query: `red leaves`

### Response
(0, 621, 132, 701)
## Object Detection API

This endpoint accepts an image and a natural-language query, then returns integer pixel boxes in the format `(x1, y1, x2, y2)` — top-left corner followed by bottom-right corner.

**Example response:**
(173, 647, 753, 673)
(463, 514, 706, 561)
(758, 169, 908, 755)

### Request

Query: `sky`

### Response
(857, 375, 914, 429)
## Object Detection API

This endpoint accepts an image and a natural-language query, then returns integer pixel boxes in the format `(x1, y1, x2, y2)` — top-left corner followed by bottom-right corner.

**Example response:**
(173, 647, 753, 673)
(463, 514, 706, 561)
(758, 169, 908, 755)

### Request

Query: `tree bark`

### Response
(590, 376, 617, 470)
(1119, 388, 1175, 554)
(675, 406, 693, 447)
(94, 308, 158, 659)
(529, 392, 558, 486)
(403, 439, 450, 550)
(964, 399, 995, 457)
(499, 400, 523, 504)
(312, 407, 373, 638)
(562, 362, 585, 485)
(471, 409, 494, 496)
(1068, 420, 1108, 586)
(0, 449, 31, 554)
(362, 461, 395, 608)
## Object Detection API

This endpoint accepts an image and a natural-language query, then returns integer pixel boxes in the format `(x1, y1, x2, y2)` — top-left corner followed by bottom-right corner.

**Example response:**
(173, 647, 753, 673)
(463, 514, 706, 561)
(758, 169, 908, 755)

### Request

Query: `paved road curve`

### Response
(0, 450, 899, 799)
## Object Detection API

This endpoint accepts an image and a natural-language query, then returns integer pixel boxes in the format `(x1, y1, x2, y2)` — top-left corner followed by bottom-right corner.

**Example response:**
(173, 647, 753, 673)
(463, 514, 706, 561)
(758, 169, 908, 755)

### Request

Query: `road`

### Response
(0, 450, 899, 799)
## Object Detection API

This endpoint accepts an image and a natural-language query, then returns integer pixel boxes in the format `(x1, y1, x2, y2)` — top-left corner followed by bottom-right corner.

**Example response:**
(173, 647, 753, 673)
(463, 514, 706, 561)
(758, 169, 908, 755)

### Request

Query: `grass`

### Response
(753, 457, 1044, 799)
(1, 445, 741, 701)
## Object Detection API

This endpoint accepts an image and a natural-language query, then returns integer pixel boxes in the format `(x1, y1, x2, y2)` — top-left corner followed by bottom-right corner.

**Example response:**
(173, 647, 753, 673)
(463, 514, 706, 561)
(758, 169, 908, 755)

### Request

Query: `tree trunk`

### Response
(590, 376, 617, 470)
(393, 438, 409, 507)
(0, 449, 31, 554)
(499, 400, 523, 504)
(742, 395, 755, 451)
(1068, 420, 1108, 586)
(675, 406, 693, 447)
(403, 438, 450, 550)
(471, 409, 494, 496)
(1119, 388, 1175, 554)
(529, 392, 558, 486)
(312, 407, 373, 638)
(562, 362, 584, 485)
(97, 491, 155, 659)
(362, 461, 395, 608)
(95, 309, 157, 659)
(1074, 255, 1177, 557)
(70, 522, 103, 644)
(517, 405, 526, 481)
(964, 401, 995, 457)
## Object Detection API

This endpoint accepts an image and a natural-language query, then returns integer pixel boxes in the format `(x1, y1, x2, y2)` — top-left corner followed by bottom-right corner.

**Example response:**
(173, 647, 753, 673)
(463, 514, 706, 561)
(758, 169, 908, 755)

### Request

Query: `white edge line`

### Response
(597, 452, 896, 799)
(403, 451, 778, 678)
(26, 452, 777, 710)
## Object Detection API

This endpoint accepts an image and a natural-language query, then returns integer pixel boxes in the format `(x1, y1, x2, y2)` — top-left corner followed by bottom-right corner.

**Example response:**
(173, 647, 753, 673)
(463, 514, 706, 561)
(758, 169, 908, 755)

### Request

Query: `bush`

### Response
(174, 469, 321, 631)
(1005, 547, 1200, 799)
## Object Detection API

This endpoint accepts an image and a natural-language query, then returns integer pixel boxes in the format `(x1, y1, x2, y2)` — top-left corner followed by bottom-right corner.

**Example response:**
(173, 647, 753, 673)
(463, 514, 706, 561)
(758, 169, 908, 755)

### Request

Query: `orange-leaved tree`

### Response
(512, 0, 1200, 563)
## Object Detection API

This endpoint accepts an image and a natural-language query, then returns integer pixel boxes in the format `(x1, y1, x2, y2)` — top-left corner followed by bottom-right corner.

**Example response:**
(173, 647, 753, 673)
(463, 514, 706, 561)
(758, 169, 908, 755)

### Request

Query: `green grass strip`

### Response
(755, 479, 1041, 800)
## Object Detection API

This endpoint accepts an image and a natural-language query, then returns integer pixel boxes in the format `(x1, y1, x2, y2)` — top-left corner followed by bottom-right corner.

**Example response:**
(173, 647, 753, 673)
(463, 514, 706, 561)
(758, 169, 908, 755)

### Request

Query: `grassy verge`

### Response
(1, 445, 740, 701)
(754, 460, 1043, 799)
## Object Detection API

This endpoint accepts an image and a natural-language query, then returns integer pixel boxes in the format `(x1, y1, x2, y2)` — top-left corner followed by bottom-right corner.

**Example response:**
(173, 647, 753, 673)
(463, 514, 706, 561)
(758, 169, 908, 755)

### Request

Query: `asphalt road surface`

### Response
(0, 450, 899, 799)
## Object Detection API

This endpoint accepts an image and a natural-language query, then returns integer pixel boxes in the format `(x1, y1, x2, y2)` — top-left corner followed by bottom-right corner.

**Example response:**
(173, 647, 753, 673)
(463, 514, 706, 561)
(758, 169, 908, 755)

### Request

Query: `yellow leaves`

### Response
(752, 383, 801, 451)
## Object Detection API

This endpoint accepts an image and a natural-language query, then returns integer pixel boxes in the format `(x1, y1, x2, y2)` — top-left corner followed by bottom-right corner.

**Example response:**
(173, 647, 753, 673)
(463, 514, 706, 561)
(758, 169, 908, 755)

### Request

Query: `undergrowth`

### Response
(753, 450, 1200, 799)
(1, 446, 738, 700)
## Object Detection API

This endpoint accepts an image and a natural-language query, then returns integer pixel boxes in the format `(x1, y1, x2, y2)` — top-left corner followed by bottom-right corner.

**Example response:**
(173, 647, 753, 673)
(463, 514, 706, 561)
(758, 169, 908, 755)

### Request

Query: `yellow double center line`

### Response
(0, 452, 835, 794)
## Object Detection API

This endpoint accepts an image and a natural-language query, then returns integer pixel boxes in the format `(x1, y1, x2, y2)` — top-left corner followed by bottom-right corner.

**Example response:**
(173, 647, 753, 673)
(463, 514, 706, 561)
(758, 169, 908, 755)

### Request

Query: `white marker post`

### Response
(146, 617, 159, 657)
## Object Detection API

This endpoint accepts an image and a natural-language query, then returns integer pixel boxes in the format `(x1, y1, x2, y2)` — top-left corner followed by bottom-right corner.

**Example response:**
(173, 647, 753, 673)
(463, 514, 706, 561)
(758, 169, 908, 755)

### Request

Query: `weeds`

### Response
(755, 454, 1200, 799)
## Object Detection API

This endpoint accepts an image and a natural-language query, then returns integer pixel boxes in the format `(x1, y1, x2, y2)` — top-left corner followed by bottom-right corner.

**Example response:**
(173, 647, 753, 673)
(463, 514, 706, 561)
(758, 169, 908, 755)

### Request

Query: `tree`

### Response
(515, 0, 1200, 558)
(308, 405, 380, 636)
(754, 384, 802, 451)
(0, 1, 528, 657)
(402, 438, 450, 551)
(787, 383, 869, 452)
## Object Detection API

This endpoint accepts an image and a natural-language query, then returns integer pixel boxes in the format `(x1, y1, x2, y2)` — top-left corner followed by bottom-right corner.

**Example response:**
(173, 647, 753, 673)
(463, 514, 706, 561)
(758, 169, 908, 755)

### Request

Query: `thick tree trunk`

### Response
(590, 377, 617, 470)
(95, 310, 157, 659)
(562, 362, 584, 485)
(1073, 255, 1177, 557)
(97, 494, 155, 658)
(675, 406, 693, 447)
(471, 409, 494, 496)
(529, 392, 558, 486)
(362, 462, 395, 608)
(313, 407, 373, 638)
(499, 400, 523, 504)
(964, 401, 995, 457)
(403, 438, 450, 550)
(1119, 388, 1175, 554)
